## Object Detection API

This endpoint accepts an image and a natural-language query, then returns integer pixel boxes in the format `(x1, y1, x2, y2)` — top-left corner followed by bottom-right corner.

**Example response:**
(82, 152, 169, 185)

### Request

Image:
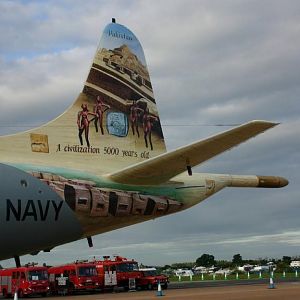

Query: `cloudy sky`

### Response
(1, 0, 299, 267)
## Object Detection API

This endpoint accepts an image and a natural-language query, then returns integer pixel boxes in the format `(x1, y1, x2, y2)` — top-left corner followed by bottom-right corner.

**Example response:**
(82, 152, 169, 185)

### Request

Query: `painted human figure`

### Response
(77, 104, 94, 147)
(129, 101, 143, 137)
(94, 96, 110, 135)
(142, 107, 158, 151)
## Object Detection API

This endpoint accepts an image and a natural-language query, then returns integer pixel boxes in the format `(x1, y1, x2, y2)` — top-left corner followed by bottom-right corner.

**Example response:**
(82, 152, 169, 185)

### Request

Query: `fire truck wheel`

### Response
(2, 289, 8, 298)
(147, 283, 153, 290)
(41, 292, 48, 297)
(68, 283, 75, 294)
(163, 283, 168, 289)
(18, 289, 24, 298)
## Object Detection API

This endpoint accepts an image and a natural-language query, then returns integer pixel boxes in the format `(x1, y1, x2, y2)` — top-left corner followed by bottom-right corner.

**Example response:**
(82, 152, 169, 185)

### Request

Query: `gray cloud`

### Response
(0, 0, 299, 267)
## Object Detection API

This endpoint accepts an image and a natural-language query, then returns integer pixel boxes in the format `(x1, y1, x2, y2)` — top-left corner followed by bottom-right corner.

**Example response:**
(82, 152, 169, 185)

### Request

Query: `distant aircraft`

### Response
(0, 19, 288, 266)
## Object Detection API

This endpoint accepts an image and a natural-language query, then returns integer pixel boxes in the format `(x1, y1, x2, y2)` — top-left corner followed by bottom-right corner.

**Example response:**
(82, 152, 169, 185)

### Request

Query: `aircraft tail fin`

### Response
(80, 19, 166, 155)
(0, 20, 167, 174)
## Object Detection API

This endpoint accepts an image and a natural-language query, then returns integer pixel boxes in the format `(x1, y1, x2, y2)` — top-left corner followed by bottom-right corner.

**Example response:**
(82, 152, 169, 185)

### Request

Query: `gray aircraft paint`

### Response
(0, 164, 83, 260)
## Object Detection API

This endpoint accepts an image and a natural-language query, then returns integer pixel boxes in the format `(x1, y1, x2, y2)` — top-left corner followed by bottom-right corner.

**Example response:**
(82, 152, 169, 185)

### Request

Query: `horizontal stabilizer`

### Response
(108, 120, 278, 185)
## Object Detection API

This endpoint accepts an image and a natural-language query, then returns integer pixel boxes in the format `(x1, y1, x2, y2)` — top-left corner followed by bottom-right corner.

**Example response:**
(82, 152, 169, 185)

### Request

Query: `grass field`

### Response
(169, 272, 299, 282)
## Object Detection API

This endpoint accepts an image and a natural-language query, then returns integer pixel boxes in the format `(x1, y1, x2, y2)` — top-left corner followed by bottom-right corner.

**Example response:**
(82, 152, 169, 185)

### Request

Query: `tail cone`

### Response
(258, 176, 289, 188)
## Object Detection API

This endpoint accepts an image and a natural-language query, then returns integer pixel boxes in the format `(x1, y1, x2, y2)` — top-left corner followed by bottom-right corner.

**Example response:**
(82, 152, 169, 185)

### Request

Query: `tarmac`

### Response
(40, 281, 300, 299)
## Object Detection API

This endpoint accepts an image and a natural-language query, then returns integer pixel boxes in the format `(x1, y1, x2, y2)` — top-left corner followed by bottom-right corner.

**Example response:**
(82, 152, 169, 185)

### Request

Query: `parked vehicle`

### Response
(214, 269, 232, 275)
(138, 268, 169, 290)
(94, 256, 142, 290)
(174, 268, 194, 276)
(0, 263, 49, 298)
(48, 261, 100, 294)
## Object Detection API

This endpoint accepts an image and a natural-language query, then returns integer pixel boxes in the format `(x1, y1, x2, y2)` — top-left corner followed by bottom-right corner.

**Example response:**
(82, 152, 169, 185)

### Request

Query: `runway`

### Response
(40, 282, 300, 299)
(0, 281, 300, 300)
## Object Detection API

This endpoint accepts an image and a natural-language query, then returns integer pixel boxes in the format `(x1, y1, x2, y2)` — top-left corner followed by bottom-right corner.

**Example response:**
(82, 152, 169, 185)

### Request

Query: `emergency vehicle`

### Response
(94, 256, 142, 290)
(0, 263, 49, 298)
(48, 260, 100, 294)
(138, 268, 169, 290)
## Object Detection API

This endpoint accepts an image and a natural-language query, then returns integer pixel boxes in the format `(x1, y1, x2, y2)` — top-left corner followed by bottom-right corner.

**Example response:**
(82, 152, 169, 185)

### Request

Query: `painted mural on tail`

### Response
(74, 21, 166, 162)
(83, 22, 165, 154)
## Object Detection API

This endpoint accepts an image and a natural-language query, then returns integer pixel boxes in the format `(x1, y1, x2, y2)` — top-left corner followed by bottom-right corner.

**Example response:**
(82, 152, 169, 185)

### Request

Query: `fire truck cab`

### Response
(0, 263, 49, 298)
(48, 261, 100, 294)
(94, 256, 142, 290)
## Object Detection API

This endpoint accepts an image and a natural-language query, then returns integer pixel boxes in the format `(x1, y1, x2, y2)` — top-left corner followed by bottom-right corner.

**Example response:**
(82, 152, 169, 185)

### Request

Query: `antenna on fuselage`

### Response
(186, 158, 193, 176)
(14, 255, 21, 268)
(87, 236, 93, 247)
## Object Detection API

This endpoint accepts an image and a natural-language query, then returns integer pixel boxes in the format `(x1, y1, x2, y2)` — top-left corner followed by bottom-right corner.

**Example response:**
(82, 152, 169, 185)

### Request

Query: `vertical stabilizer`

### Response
(81, 20, 166, 155)
(0, 20, 166, 175)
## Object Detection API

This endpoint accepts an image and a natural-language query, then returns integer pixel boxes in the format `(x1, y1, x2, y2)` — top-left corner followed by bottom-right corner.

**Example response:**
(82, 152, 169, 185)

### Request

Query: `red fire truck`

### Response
(94, 256, 142, 290)
(0, 263, 49, 298)
(48, 261, 100, 294)
(138, 268, 169, 290)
